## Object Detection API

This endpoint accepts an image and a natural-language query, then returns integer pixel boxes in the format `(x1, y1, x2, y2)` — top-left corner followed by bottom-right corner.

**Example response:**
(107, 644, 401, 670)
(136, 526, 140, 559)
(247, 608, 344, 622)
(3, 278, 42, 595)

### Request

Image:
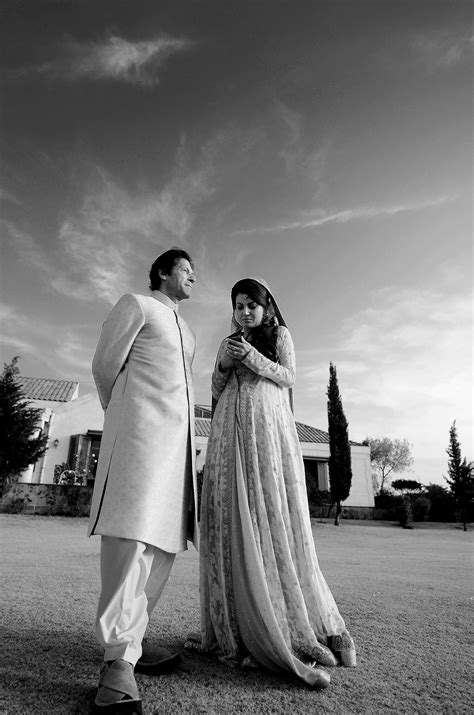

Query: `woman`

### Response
(189, 278, 356, 688)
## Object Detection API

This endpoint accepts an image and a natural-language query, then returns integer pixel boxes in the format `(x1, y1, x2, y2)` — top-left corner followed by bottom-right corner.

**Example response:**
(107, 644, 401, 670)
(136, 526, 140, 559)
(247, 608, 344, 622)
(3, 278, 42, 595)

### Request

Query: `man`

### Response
(88, 248, 198, 714)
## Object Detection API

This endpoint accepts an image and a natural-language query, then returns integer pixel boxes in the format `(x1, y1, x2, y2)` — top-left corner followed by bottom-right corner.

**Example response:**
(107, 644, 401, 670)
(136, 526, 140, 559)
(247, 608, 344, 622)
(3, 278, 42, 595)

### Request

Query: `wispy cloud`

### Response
(5, 34, 194, 86)
(52, 165, 204, 304)
(0, 305, 36, 357)
(296, 280, 472, 480)
(3, 222, 53, 278)
(273, 101, 333, 197)
(51, 132, 227, 302)
(0, 187, 21, 204)
(0, 304, 94, 381)
(6, 123, 259, 305)
(54, 332, 96, 376)
(232, 195, 456, 235)
(412, 32, 473, 71)
(275, 101, 303, 173)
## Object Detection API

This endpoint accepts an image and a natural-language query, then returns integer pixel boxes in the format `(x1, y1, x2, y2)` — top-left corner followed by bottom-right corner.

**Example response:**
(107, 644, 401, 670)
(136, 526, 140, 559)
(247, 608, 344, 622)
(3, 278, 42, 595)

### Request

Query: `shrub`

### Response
(374, 490, 403, 520)
(425, 484, 456, 522)
(306, 486, 331, 518)
(196, 468, 204, 514)
(396, 496, 413, 527)
(3, 495, 30, 514)
(413, 496, 430, 522)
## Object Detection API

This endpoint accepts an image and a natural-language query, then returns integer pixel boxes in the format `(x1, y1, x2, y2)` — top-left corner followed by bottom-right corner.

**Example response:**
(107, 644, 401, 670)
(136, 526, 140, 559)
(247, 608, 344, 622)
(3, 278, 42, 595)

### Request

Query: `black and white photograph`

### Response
(1, 1, 472, 713)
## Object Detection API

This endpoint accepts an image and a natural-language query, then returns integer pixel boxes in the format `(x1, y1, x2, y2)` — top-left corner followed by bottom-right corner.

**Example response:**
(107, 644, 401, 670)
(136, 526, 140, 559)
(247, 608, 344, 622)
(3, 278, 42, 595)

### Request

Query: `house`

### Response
(16, 377, 79, 483)
(18, 378, 374, 508)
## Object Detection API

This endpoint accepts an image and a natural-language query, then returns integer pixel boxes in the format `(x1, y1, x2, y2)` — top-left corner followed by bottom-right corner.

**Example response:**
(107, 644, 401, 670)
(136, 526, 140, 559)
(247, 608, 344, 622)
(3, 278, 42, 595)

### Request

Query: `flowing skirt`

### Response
(198, 368, 356, 686)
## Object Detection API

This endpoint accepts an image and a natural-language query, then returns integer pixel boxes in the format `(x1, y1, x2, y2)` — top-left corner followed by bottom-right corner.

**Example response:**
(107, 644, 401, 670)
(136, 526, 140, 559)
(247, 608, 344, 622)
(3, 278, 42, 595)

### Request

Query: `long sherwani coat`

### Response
(88, 291, 198, 553)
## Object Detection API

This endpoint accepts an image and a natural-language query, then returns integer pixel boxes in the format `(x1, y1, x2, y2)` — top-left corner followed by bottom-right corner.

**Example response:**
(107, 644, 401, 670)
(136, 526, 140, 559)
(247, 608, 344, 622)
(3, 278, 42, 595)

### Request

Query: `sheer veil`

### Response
(230, 276, 288, 334)
(228, 276, 294, 413)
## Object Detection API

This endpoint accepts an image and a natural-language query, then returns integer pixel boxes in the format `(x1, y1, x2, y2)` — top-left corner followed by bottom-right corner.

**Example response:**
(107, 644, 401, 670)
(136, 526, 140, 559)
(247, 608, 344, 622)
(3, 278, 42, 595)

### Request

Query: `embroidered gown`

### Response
(199, 326, 356, 687)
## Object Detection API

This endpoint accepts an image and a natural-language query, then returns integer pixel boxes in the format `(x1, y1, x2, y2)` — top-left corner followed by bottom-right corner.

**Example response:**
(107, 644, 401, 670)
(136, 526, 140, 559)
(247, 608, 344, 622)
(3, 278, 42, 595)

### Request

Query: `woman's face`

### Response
(234, 293, 265, 331)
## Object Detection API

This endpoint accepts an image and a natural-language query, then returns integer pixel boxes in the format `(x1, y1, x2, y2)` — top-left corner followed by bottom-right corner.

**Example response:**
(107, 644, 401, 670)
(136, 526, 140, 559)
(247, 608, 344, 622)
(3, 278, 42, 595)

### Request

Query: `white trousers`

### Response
(95, 536, 175, 665)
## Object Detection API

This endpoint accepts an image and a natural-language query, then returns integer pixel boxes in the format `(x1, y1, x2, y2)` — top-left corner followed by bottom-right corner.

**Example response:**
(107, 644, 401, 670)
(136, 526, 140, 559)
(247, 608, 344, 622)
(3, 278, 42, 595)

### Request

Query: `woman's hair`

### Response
(231, 279, 279, 361)
(149, 248, 193, 291)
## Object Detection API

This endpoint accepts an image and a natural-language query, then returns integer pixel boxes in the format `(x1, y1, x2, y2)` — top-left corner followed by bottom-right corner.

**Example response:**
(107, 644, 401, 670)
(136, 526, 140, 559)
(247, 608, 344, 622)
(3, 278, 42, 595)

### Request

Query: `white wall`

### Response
(299, 442, 330, 459)
(297, 441, 373, 507)
(19, 393, 105, 484)
(18, 407, 54, 483)
(343, 446, 374, 507)
(22, 392, 374, 507)
(195, 436, 208, 472)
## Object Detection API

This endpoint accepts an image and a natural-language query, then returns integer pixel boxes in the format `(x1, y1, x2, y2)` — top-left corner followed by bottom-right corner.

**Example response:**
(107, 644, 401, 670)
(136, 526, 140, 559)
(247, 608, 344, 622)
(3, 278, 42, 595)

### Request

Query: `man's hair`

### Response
(149, 249, 193, 291)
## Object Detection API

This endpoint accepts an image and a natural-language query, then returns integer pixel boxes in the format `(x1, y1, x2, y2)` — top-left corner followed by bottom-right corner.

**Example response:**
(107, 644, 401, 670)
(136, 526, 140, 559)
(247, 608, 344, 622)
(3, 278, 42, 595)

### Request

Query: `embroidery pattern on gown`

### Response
(199, 325, 356, 684)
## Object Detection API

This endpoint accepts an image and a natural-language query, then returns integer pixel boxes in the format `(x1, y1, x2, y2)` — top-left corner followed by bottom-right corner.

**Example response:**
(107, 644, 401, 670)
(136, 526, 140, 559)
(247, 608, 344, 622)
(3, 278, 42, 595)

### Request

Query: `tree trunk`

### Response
(334, 501, 341, 526)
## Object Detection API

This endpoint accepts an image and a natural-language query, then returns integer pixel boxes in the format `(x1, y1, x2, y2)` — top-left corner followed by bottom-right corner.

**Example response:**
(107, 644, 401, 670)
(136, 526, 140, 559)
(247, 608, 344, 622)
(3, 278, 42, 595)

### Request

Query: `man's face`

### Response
(160, 258, 196, 302)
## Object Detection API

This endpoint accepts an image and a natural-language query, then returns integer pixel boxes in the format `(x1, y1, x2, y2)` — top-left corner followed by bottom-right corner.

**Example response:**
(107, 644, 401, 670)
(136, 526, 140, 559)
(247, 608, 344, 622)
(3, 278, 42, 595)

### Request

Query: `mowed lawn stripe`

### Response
(1, 515, 472, 714)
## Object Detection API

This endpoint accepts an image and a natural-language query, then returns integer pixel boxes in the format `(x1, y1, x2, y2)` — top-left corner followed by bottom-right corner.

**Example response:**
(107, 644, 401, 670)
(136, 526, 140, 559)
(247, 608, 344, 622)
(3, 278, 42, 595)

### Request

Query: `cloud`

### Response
(6, 34, 194, 86)
(411, 32, 473, 71)
(51, 136, 223, 303)
(297, 281, 473, 481)
(54, 332, 96, 376)
(273, 101, 333, 199)
(51, 171, 184, 304)
(4, 131, 220, 304)
(0, 187, 21, 204)
(6, 121, 258, 305)
(0, 304, 94, 381)
(232, 195, 457, 235)
(274, 101, 303, 173)
(3, 222, 53, 278)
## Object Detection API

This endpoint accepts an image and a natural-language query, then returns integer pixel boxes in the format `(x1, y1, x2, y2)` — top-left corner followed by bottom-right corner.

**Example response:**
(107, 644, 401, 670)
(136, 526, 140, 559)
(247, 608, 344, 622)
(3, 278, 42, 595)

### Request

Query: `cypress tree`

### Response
(0, 356, 48, 493)
(327, 362, 352, 525)
(446, 420, 473, 532)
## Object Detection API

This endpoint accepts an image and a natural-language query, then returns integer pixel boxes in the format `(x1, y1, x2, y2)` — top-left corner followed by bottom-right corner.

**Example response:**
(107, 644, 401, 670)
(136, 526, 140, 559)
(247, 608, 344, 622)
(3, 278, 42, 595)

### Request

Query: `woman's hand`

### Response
(218, 352, 234, 371)
(226, 337, 251, 362)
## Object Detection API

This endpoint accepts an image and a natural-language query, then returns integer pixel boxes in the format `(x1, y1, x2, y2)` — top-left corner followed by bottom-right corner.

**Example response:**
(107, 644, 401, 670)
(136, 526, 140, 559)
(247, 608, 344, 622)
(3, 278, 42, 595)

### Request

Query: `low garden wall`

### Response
(297, 503, 378, 520)
(2, 484, 381, 521)
(1, 483, 93, 516)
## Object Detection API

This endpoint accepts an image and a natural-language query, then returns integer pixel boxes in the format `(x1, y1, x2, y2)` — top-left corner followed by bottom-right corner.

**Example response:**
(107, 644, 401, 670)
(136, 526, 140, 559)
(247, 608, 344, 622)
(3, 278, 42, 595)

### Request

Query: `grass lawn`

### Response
(1, 515, 472, 714)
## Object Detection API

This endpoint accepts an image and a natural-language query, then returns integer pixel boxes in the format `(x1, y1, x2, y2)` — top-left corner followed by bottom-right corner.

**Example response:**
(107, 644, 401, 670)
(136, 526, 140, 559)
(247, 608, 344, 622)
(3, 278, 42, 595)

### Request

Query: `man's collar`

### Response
(151, 290, 179, 312)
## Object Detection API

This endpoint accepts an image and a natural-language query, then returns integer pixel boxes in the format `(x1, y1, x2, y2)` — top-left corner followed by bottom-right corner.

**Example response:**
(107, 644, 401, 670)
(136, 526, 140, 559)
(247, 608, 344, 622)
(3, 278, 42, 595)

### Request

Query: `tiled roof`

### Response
(195, 410, 364, 447)
(297, 421, 363, 447)
(296, 422, 330, 444)
(194, 404, 212, 419)
(195, 417, 211, 438)
(195, 414, 330, 445)
(19, 377, 79, 402)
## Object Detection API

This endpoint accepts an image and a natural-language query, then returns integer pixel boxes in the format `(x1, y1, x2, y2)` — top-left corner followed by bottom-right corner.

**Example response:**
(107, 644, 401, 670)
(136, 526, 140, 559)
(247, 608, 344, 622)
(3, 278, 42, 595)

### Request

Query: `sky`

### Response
(1, 0, 472, 487)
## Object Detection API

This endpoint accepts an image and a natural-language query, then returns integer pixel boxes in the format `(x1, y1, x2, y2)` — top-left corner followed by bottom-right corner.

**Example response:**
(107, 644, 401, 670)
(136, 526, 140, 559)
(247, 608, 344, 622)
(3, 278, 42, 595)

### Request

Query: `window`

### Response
(303, 458, 329, 493)
(317, 461, 329, 491)
(66, 432, 102, 485)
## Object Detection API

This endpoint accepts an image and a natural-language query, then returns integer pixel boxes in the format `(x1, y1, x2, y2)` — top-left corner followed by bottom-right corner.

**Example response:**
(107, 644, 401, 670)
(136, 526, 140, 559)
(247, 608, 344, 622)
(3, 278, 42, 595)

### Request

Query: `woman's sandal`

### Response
(296, 643, 338, 668)
(94, 659, 142, 714)
(329, 631, 357, 667)
(240, 654, 259, 669)
(184, 631, 203, 653)
(308, 664, 331, 689)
